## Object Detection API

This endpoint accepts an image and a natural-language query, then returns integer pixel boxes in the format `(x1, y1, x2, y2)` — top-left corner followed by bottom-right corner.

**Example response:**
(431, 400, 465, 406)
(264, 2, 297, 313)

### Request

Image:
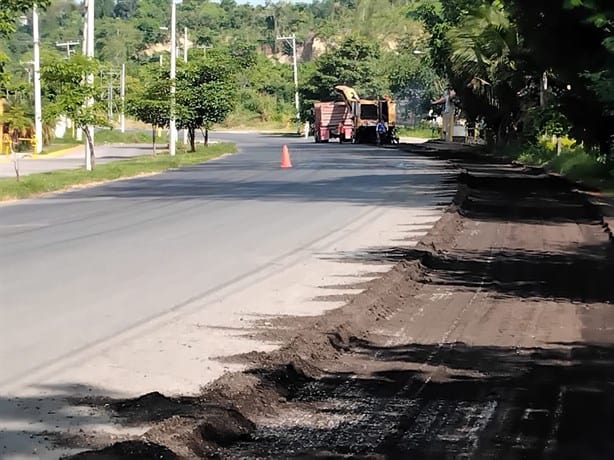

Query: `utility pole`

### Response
(76, 21, 88, 142)
(85, 0, 95, 170)
(183, 27, 188, 62)
(540, 71, 548, 107)
(169, 0, 177, 156)
(108, 76, 113, 119)
(197, 44, 212, 56)
(276, 34, 300, 133)
(32, 4, 43, 154)
(120, 63, 126, 133)
(56, 40, 79, 59)
(22, 61, 34, 84)
(101, 68, 119, 121)
(182, 26, 188, 146)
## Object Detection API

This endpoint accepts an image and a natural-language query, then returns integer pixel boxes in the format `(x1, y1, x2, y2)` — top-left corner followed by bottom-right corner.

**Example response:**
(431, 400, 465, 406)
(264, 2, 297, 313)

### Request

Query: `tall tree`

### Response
(126, 66, 169, 155)
(301, 35, 389, 102)
(0, 0, 50, 89)
(42, 55, 108, 167)
(446, 1, 523, 143)
(509, 0, 614, 154)
(176, 55, 237, 150)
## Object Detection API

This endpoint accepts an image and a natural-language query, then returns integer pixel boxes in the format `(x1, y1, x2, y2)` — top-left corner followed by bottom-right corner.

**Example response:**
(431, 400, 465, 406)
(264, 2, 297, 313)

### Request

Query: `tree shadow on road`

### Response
(331, 238, 614, 304)
(62, 172, 456, 208)
(0, 383, 143, 459)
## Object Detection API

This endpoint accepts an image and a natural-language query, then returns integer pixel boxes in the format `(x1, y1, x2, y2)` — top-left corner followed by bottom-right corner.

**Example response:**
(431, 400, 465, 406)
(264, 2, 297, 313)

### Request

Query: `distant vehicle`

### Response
(311, 86, 399, 145)
(335, 85, 398, 145)
(313, 101, 354, 143)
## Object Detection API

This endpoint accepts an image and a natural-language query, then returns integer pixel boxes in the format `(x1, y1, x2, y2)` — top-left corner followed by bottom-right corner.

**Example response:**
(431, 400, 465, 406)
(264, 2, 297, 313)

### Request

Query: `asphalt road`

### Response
(0, 132, 454, 458)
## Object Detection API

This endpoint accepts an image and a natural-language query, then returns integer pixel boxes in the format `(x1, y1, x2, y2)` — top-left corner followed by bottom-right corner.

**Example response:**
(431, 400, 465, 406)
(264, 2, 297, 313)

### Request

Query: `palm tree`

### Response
(446, 2, 522, 143)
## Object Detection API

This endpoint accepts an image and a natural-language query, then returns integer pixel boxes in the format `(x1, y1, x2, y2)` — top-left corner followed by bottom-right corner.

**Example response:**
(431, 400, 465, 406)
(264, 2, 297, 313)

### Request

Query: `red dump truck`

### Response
(313, 101, 354, 143)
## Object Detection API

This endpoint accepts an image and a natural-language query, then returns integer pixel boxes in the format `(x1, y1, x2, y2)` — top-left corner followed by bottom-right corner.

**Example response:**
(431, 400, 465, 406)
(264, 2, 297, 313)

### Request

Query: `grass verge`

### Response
(94, 128, 169, 144)
(0, 142, 236, 201)
(42, 142, 81, 154)
(397, 126, 437, 139)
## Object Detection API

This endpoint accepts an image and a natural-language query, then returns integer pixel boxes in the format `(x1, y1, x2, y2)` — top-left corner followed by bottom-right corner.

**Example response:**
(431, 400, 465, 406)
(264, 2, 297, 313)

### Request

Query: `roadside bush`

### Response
(548, 149, 612, 181)
(503, 142, 554, 165)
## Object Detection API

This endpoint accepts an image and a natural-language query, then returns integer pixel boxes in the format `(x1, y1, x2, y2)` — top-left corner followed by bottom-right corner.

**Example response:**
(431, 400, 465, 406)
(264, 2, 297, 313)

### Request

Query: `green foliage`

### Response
(96, 19, 143, 65)
(3, 0, 608, 158)
(94, 128, 168, 144)
(302, 35, 389, 102)
(396, 126, 436, 139)
(41, 54, 109, 163)
(126, 64, 169, 130)
(42, 55, 108, 130)
(95, 0, 115, 19)
(521, 106, 571, 143)
(548, 148, 612, 180)
(0, 98, 32, 130)
(176, 54, 237, 149)
(0, 0, 50, 38)
(0, 0, 49, 89)
(509, 0, 614, 154)
(129, 51, 237, 151)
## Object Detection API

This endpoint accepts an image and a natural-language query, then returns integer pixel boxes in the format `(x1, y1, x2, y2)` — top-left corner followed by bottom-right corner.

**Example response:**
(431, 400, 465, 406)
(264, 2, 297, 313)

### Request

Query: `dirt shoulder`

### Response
(66, 141, 614, 459)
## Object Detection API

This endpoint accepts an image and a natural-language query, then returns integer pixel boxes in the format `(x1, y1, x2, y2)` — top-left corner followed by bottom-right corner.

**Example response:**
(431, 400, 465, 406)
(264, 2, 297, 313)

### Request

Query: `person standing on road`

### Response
(376, 119, 387, 145)
(432, 86, 456, 142)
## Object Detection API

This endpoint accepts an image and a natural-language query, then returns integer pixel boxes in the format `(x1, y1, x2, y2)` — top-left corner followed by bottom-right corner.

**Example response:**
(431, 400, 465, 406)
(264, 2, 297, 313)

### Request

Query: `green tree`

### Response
(176, 55, 237, 150)
(445, 1, 522, 143)
(301, 35, 389, 102)
(42, 55, 108, 167)
(0, 0, 49, 38)
(0, 0, 50, 89)
(126, 66, 169, 155)
(95, 0, 115, 19)
(113, 0, 137, 19)
(96, 18, 143, 65)
(510, 0, 614, 154)
(134, 0, 169, 46)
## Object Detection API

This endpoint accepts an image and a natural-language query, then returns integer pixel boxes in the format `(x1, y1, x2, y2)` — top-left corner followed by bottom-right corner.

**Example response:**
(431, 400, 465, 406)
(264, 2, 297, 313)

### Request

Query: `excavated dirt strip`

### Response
(66, 142, 614, 459)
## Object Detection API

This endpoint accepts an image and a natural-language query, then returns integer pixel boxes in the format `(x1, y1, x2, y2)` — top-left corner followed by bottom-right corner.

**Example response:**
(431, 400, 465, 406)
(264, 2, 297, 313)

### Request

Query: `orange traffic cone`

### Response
(280, 144, 292, 168)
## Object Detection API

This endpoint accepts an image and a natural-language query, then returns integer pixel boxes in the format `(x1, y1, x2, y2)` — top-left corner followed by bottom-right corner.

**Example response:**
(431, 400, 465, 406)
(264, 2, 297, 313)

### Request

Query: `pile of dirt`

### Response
(66, 143, 614, 459)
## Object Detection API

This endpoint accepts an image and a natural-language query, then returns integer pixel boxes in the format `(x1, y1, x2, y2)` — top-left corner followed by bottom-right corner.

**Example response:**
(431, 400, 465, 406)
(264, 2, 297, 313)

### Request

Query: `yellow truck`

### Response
(334, 85, 398, 144)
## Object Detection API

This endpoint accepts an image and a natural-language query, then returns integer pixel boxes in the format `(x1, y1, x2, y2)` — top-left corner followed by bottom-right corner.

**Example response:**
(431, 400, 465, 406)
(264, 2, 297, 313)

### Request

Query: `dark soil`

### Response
(65, 141, 614, 459)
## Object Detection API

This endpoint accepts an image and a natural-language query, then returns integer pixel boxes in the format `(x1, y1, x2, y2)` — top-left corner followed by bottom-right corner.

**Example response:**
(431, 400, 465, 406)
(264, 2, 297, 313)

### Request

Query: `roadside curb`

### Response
(0, 145, 82, 164)
(32, 144, 83, 159)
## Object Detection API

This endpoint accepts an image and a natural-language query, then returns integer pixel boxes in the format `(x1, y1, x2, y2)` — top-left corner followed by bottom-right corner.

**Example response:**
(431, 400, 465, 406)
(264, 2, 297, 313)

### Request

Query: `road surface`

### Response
(0, 133, 454, 458)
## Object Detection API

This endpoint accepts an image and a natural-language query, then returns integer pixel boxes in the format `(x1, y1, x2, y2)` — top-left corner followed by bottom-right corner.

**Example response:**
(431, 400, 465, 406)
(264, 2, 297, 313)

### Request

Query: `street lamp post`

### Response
(182, 26, 188, 146)
(120, 63, 126, 133)
(276, 34, 300, 134)
(168, 0, 177, 156)
(76, 16, 89, 142)
(84, 0, 95, 171)
(32, 4, 42, 154)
